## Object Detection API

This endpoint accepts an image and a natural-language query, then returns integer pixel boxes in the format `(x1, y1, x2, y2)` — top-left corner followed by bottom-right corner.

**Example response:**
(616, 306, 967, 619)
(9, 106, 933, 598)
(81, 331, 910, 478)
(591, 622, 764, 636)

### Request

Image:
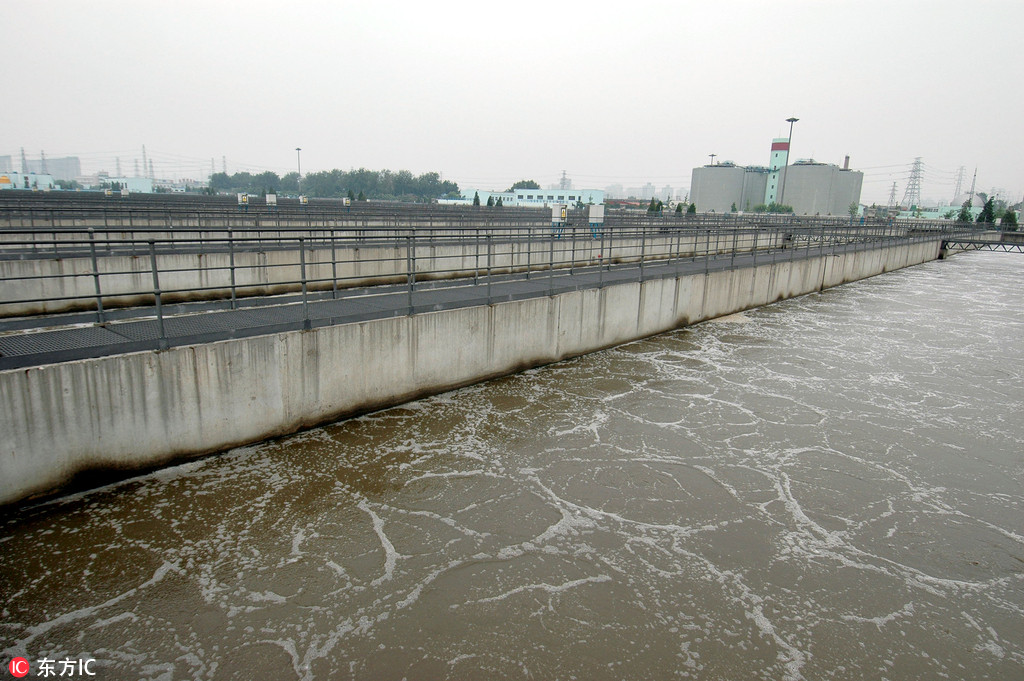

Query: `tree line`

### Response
(209, 168, 460, 202)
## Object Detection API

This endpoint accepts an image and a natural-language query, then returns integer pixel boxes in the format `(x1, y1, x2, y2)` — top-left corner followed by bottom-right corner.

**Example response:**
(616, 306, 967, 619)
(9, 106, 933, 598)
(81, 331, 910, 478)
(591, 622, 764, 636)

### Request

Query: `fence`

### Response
(0, 220, 976, 321)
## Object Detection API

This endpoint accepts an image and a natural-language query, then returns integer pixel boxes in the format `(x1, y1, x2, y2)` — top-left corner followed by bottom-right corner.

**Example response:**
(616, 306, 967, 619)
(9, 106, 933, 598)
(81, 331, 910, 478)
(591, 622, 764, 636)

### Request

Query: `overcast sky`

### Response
(4, 0, 1022, 205)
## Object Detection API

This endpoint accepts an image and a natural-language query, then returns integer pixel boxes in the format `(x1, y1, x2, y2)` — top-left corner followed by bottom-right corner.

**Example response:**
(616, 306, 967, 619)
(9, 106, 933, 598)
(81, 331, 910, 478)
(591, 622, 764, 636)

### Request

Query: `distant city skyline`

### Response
(4, 144, 1008, 209)
(4, 1, 1021, 207)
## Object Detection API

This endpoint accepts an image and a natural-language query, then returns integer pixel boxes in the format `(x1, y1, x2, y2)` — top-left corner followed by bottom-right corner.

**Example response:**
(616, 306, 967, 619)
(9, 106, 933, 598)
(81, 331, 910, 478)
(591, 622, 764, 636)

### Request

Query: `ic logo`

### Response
(8, 658, 30, 678)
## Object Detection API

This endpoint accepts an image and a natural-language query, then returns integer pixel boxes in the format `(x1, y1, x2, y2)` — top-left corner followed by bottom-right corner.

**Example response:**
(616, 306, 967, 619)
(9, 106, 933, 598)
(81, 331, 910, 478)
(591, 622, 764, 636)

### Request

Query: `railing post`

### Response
(639, 222, 646, 281)
(474, 226, 481, 285)
(549, 231, 555, 296)
(487, 234, 493, 305)
(526, 225, 532, 279)
(407, 233, 416, 315)
(330, 228, 338, 299)
(300, 238, 311, 330)
(88, 228, 105, 323)
(570, 224, 577, 274)
(228, 227, 237, 309)
(149, 241, 167, 350)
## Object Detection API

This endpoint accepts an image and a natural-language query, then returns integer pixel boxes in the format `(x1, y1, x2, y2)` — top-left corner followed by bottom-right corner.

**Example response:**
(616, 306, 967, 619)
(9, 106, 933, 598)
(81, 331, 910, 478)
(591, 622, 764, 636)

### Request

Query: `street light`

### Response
(709, 153, 717, 166)
(778, 117, 798, 208)
(295, 147, 302, 179)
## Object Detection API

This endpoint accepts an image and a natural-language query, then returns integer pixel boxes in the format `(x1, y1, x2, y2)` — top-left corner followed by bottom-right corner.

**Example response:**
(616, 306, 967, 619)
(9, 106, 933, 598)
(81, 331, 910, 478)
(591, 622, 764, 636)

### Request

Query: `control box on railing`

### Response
(588, 205, 604, 224)
(551, 204, 568, 224)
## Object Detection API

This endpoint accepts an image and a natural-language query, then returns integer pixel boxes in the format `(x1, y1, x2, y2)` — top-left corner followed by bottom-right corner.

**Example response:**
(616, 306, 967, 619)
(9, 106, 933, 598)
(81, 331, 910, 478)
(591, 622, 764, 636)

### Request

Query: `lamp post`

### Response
(778, 117, 798, 208)
(295, 147, 302, 179)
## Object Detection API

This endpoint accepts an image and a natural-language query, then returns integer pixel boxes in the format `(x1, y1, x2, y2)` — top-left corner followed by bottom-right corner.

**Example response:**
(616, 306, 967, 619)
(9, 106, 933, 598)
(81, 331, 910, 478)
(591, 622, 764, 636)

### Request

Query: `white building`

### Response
(0, 172, 56, 191)
(690, 138, 864, 215)
(443, 187, 605, 208)
(104, 177, 154, 193)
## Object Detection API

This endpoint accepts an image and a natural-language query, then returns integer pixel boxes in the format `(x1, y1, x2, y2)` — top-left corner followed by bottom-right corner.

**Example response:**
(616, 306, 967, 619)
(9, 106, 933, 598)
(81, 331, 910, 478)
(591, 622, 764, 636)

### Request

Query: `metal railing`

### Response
(0, 220, 976, 319)
(0, 219, 978, 369)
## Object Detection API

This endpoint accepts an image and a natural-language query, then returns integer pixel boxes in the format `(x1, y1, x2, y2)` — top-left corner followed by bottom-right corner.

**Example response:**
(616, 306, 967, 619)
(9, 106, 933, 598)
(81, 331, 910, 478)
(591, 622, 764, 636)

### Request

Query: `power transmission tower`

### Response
(559, 170, 571, 190)
(40, 151, 48, 174)
(887, 182, 898, 209)
(116, 157, 122, 176)
(20, 148, 28, 174)
(900, 157, 923, 208)
(952, 166, 965, 202)
(968, 168, 977, 203)
(142, 145, 148, 179)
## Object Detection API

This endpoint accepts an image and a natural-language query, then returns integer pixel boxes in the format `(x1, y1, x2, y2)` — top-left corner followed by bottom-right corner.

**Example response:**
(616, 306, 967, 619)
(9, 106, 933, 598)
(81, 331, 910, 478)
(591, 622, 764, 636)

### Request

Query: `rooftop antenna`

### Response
(709, 153, 717, 166)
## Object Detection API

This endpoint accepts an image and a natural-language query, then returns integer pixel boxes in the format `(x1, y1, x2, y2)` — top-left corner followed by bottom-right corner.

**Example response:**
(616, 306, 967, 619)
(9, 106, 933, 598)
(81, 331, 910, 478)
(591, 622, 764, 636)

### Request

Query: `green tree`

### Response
(752, 202, 793, 214)
(495, 197, 503, 207)
(849, 202, 859, 219)
(647, 197, 661, 212)
(473, 191, 481, 206)
(1001, 208, 1018, 231)
(731, 202, 738, 213)
(486, 195, 495, 207)
(357, 190, 367, 201)
(977, 197, 995, 224)
(687, 203, 697, 214)
(209, 172, 233, 192)
(508, 180, 540, 191)
(675, 202, 684, 214)
(957, 199, 973, 223)
(280, 172, 300, 193)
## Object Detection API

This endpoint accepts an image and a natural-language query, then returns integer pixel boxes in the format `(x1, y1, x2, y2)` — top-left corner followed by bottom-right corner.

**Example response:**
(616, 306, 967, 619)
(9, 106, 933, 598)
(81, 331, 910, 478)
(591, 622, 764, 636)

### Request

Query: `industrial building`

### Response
(691, 139, 863, 215)
(443, 187, 605, 207)
(0, 172, 56, 191)
(689, 163, 770, 213)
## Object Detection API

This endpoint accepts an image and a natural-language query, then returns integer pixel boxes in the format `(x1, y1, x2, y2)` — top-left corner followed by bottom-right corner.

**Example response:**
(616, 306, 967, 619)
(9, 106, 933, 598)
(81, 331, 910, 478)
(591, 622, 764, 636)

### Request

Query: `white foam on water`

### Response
(1, 561, 180, 657)
(462, 574, 613, 607)
(357, 500, 403, 587)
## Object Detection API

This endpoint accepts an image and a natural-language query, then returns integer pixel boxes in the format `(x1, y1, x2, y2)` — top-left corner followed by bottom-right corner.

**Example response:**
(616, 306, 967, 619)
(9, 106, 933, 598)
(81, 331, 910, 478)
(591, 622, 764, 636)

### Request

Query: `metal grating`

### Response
(0, 326, 126, 356)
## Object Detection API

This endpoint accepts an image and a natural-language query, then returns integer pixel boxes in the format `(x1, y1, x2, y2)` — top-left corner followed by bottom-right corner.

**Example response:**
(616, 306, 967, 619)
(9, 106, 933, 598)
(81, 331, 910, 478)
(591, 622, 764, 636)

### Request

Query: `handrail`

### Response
(0, 221, 964, 369)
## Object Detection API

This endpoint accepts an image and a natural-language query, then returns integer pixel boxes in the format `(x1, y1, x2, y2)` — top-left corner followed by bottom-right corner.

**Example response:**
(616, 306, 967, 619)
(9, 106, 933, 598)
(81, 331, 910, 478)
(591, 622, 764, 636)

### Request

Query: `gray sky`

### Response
(4, 0, 1022, 205)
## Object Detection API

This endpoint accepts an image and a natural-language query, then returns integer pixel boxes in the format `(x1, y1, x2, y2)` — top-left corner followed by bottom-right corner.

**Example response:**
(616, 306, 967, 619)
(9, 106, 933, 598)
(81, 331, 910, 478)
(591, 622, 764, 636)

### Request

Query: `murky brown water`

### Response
(2, 252, 1023, 680)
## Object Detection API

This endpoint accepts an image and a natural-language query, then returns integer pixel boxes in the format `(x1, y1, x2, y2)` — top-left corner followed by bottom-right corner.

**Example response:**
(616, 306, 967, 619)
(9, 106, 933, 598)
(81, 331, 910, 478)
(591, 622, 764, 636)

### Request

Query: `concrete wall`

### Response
(0, 239, 942, 505)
